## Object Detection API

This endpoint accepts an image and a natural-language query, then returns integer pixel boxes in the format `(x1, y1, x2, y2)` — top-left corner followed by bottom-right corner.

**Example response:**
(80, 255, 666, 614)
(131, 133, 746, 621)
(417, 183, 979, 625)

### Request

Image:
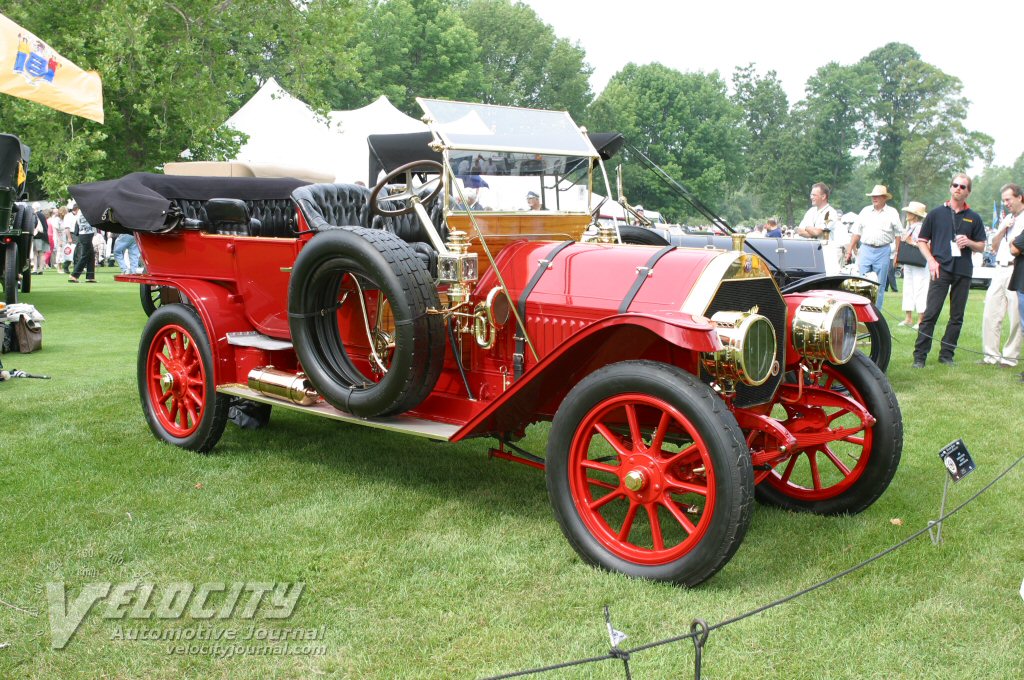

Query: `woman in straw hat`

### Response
(900, 201, 929, 329)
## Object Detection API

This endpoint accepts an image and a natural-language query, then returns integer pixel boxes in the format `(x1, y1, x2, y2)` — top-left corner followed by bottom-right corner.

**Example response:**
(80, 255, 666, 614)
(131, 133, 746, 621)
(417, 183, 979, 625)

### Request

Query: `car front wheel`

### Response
(546, 360, 754, 586)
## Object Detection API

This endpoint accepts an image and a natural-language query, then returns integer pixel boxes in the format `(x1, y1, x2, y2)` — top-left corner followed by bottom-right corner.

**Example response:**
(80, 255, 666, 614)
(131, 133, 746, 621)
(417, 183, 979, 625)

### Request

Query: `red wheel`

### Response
(547, 361, 753, 585)
(138, 305, 228, 452)
(753, 352, 902, 515)
(568, 393, 717, 565)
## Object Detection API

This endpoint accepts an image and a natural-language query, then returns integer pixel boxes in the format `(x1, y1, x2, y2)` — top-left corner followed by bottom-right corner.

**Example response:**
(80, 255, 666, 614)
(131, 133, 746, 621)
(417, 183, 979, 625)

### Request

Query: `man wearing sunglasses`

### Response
(912, 173, 987, 367)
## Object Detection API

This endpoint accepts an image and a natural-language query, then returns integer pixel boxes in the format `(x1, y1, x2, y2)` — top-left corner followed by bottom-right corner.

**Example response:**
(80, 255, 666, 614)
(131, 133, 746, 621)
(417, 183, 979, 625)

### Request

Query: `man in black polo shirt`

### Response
(912, 173, 987, 367)
(1009, 226, 1024, 380)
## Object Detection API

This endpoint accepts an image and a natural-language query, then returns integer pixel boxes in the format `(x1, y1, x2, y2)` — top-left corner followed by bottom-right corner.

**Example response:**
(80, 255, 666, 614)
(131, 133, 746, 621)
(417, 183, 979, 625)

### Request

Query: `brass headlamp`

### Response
(791, 297, 857, 364)
(701, 309, 778, 388)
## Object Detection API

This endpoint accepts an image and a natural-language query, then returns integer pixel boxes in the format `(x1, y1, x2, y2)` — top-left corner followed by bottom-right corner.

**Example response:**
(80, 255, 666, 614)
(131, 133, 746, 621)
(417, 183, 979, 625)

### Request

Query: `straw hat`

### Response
(902, 201, 927, 219)
(866, 184, 892, 199)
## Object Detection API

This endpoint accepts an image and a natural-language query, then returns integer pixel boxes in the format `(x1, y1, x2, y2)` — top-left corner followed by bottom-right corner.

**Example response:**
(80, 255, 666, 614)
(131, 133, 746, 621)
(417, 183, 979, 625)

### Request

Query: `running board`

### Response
(217, 384, 460, 441)
(225, 332, 293, 351)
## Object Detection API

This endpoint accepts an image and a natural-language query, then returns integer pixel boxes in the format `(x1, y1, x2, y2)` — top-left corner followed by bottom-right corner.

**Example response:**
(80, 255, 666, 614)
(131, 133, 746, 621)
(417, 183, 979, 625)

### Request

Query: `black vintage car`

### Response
(0, 134, 34, 305)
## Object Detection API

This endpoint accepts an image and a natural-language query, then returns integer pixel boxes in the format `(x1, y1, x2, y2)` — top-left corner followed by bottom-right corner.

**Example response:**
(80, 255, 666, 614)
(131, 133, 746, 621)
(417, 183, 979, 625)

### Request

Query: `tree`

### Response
(585, 63, 746, 222)
(797, 61, 871, 191)
(458, 0, 593, 120)
(341, 0, 484, 115)
(2, 0, 363, 199)
(731, 64, 804, 226)
(859, 42, 993, 205)
(966, 151, 1024, 224)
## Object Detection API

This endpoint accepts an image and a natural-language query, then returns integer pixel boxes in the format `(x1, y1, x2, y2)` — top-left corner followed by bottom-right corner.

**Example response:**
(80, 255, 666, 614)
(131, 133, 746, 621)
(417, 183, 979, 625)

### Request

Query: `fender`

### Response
(780, 272, 877, 295)
(452, 312, 720, 441)
(783, 288, 879, 323)
(125, 274, 260, 383)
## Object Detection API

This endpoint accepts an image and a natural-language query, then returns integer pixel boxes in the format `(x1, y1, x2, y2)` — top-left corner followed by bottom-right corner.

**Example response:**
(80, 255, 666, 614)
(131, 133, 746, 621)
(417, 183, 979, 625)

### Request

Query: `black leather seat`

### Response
(173, 197, 296, 237)
(292, 183, 443, 276)
(248, 198, 297, 237)
(291, 183, 372, 232)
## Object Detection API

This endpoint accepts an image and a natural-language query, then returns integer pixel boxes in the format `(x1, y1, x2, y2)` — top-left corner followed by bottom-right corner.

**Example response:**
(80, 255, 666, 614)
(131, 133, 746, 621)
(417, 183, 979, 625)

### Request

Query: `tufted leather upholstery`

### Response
(293, 183, 447, 276)
(249, 199, 297, 237)
(291, 183, 372, 232)
(172, 197, 296, 237)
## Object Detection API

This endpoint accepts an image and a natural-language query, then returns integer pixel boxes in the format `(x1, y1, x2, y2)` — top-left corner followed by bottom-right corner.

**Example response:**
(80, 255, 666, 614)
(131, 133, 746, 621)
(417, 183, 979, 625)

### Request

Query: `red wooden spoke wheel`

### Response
(145, 323, 206, 438)
(547, 361, 753, 585)
(753, 352, 902, 515)
(138, 305, 228, 452)
(568, 393, 716, 565)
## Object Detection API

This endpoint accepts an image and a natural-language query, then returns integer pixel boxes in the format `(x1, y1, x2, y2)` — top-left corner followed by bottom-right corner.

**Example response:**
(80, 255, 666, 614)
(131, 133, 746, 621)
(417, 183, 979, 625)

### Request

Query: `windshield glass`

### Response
(418, 98, 597, 157)
(418, 99, 597, 214)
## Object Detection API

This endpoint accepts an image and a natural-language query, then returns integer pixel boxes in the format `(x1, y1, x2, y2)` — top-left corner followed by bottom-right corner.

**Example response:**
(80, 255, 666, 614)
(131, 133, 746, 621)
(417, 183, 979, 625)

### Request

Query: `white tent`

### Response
(219, 79, 426, 183)
(329, 96, 427, 183)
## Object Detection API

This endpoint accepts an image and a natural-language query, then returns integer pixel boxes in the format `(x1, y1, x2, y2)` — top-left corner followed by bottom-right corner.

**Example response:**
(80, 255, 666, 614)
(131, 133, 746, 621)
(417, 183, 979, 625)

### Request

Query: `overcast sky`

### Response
(521, 0, 1020, 170)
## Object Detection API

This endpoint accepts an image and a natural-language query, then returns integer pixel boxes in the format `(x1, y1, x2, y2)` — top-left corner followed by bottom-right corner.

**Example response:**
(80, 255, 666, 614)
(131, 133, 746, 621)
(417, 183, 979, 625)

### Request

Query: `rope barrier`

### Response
(482, 452, 1024, 680)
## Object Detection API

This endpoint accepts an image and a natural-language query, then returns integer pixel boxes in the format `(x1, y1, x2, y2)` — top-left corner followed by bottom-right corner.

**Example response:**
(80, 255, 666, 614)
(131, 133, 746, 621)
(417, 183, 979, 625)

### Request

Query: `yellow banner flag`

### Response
(0, 12, 104, 123)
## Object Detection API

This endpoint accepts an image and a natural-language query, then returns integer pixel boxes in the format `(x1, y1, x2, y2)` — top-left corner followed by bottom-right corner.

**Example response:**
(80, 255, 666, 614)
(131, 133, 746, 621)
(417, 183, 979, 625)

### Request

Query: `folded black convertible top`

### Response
(69, 172, 309, 234)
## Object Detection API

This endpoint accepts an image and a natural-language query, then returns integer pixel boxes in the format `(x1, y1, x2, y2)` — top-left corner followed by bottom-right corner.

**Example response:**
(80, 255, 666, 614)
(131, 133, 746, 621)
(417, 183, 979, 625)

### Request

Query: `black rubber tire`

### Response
(858, 306, 891, 373)
(14, 204, 33, 296)
(617, 225, 671, 246)
(288, 226, 444, 418)
(141, 284, 187, 316)
(546, 360, 754, 586)
(3, 241, 17, 304)
(140, 284, 159, 316)
(755, 352, 902, 515)
(138, 304, 229, 452)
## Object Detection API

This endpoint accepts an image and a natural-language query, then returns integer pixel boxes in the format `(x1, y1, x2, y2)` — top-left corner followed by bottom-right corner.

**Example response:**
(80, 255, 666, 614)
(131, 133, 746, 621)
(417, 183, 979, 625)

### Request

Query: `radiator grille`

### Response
(702, 278, 787, 407)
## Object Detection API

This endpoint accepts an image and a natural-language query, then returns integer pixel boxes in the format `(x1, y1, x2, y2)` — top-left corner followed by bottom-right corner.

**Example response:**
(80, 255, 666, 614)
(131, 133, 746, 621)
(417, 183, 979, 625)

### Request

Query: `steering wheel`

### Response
(369, 160, 444, 217)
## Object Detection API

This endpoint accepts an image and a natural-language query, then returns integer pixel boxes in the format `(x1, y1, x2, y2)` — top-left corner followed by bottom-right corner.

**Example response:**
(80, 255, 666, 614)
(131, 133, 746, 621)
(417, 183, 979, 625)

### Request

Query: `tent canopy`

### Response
(220, 79, 426, 183)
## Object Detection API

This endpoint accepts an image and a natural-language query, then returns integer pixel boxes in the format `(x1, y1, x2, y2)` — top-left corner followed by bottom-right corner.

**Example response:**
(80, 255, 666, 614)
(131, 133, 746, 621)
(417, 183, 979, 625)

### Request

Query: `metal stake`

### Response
(928, 474, 951, 545)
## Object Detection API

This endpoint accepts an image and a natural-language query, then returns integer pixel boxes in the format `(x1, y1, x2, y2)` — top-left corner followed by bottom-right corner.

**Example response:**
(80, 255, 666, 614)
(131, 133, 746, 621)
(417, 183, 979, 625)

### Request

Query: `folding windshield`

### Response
(417, 99, 597, 158)
(417, 99, 599, 213)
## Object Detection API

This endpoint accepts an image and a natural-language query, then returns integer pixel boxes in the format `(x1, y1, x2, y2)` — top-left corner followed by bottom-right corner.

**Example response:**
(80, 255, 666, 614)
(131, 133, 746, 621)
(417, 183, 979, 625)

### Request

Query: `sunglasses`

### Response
(951, 183, 969, 190)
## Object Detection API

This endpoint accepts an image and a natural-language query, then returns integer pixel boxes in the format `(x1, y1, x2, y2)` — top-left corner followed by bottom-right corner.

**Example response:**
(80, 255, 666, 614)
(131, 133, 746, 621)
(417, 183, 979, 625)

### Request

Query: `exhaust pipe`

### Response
(247, 367, 319, 406)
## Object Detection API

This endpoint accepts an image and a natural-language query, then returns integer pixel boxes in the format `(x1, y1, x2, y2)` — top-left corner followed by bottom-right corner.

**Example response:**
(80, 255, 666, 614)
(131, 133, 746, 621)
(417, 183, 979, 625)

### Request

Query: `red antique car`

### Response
(71, 100, 902, 586)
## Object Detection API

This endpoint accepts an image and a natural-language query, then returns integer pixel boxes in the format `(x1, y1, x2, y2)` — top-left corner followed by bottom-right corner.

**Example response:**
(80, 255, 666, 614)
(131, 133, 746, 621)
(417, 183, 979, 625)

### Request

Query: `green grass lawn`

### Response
(2, 269, 1022, 679)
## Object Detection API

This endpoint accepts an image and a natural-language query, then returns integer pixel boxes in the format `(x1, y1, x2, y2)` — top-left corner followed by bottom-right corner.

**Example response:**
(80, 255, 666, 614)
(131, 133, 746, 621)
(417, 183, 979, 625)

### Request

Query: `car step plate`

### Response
(217, 384, 460, 441)
(225, 331, 293, 351)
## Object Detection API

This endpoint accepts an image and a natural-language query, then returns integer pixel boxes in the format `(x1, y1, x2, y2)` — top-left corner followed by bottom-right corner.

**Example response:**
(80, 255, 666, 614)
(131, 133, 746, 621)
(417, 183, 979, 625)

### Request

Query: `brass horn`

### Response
(473, 286, 511, 349)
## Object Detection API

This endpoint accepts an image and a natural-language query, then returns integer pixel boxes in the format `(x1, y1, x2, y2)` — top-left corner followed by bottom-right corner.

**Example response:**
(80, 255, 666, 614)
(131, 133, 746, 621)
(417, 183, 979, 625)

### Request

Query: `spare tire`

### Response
(288, 227, 445, 417)
(617, 225, 671, 246)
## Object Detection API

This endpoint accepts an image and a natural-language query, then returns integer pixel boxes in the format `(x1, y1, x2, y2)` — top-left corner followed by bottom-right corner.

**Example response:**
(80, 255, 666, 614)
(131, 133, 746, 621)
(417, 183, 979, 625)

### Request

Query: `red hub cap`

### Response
(568, 393, 715, 565)
(146, 324, 206, 437)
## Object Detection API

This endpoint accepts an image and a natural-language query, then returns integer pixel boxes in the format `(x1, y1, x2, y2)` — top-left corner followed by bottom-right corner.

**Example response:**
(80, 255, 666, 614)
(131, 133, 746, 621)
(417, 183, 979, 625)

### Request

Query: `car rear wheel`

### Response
(752, 352, 902, 515)
(3, 241, 17, 305)
(547, 360, 754, 585)
(140, 284, 187, 316)
(138, 304, 228, 452)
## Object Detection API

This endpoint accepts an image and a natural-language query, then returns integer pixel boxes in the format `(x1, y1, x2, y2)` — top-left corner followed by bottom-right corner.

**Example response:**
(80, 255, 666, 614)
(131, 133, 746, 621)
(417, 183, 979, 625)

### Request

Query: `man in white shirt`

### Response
(796, 182, 839, 239)
(847, 185, 902, 309)
(980, 183, 1024, 366)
